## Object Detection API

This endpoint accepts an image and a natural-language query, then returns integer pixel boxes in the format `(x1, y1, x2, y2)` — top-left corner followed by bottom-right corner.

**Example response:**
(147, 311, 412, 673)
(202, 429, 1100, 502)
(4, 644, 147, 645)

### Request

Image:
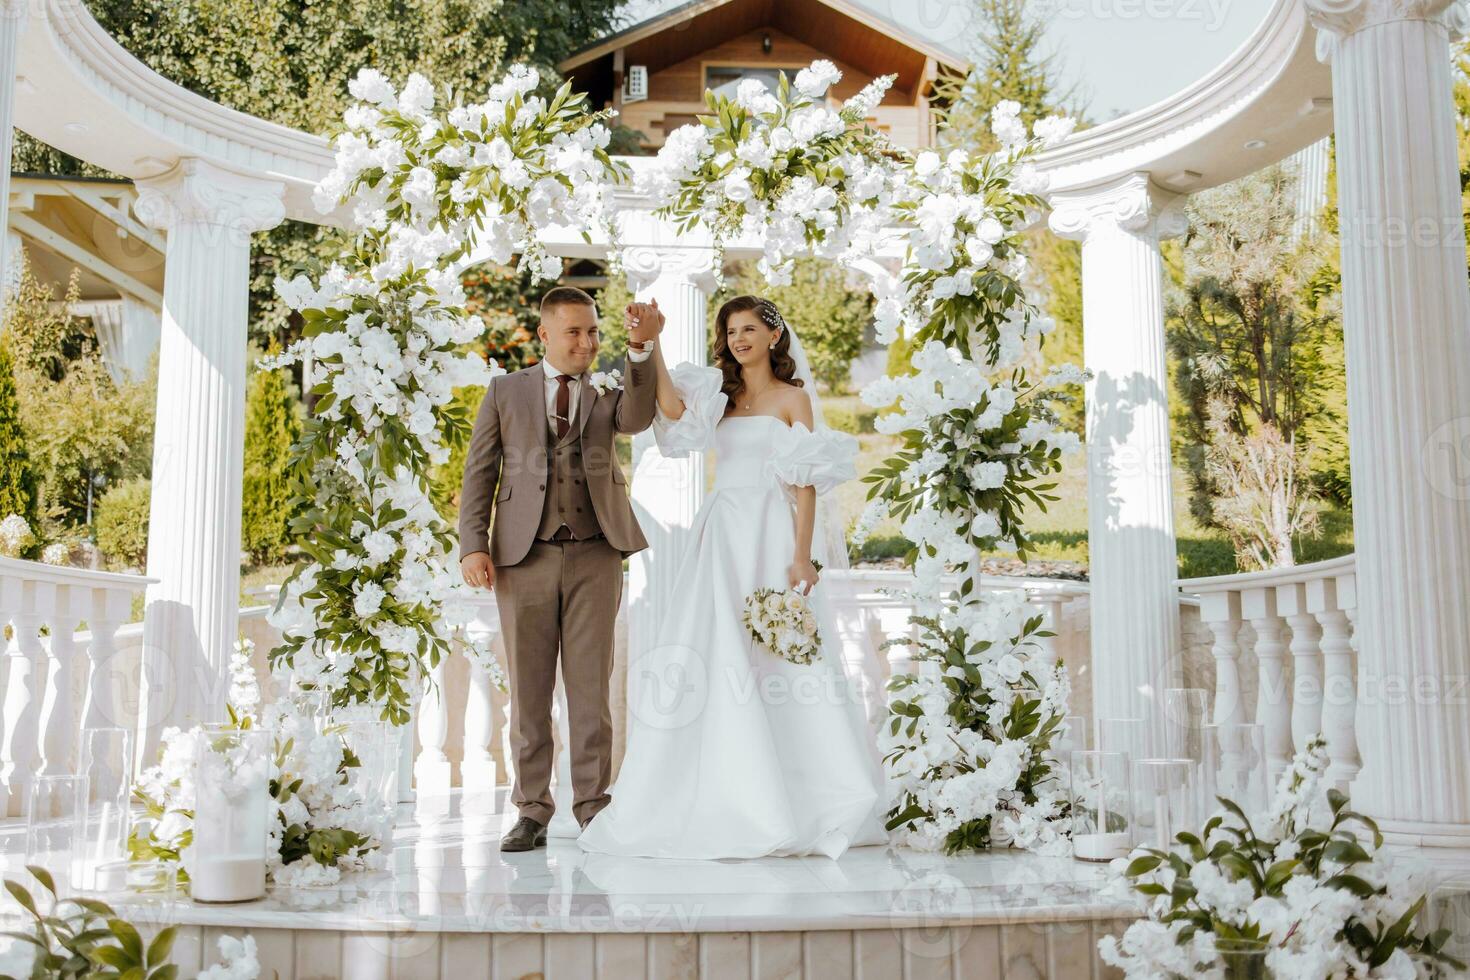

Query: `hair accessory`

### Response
(757, 302, 787, 335)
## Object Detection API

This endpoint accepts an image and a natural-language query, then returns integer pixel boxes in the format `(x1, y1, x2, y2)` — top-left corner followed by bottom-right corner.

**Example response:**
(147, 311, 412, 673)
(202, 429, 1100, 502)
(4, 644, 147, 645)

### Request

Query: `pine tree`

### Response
(935, 0, 1087, 431)
(241, 342, 302, 564)
(0, 341, 38, 537)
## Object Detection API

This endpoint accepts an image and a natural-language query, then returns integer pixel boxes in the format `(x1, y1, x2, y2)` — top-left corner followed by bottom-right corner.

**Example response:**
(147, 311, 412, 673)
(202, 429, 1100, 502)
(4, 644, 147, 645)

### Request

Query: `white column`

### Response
(1050, 173, 1185, 755)
(1309, 0, 1470, 844)
(133, 160, 285, 760)
(0, 4, 20, 306)
(624, 244, 717, 684)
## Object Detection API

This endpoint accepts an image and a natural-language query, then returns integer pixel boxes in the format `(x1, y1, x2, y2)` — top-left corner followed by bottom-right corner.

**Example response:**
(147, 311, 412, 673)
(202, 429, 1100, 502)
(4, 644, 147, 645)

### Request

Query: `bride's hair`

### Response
(712, 295, 804, 404)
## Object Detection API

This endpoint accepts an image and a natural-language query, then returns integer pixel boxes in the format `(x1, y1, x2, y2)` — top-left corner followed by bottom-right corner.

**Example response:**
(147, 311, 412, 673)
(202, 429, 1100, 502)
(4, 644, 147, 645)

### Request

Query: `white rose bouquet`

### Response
(742, 586, 822, 666)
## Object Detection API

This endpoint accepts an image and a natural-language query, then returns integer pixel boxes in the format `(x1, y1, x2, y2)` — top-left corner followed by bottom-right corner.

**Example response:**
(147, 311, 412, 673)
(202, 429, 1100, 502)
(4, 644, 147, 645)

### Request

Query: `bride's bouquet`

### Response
(743, 587, 822, 665)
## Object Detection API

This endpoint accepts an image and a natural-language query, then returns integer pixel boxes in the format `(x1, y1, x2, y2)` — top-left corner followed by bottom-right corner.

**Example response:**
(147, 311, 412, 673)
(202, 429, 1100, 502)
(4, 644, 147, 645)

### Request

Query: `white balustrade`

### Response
(1181, 555, 1359, 795)
(0, 557, 153, 815)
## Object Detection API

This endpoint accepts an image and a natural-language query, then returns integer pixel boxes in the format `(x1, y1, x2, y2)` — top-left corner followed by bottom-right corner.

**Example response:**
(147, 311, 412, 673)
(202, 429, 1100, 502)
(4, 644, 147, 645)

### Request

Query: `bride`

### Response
(577, 294, 888, 860)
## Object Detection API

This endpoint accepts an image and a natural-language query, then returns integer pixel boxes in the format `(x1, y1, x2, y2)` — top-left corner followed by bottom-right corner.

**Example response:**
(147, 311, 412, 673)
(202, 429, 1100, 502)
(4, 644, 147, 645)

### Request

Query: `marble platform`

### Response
(2, 796, 1140, 979)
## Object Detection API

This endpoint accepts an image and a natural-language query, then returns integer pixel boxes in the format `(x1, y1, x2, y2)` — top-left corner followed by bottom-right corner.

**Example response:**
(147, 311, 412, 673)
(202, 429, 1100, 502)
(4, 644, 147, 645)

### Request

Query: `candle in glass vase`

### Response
(1070, 749, 1133, 862)
(190, 726, 272, 904)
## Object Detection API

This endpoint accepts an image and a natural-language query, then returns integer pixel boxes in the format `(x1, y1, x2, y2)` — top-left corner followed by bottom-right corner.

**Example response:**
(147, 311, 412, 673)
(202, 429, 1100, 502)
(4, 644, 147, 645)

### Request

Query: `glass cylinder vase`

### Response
(1069, 750, 1133, 861)
(331, 718, 399, 848)
(189, 726, 272, 903)
(75, 727, 133, 891)
(25, 774, 87, 889)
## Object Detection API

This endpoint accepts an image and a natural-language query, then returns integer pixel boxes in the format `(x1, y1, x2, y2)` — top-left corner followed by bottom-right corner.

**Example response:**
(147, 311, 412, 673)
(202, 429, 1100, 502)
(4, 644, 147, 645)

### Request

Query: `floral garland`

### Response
(1101, 736, 1464, 978)
(129, 642, 390, 889)
(640, 63, 1083, 853)
(267, 66, 624, 722)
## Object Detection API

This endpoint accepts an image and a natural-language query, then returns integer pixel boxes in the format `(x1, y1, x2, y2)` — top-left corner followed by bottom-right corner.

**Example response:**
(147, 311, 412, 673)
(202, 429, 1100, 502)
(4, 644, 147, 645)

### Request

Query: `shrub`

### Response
(824, 405, 876, 435)
(94, 477, 151, 571)
(242, 346, 302, 564)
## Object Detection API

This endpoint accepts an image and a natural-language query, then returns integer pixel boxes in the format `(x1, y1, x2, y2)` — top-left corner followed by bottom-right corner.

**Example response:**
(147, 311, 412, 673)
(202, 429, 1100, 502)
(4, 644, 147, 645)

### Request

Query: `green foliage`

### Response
(463, 264, 549, 372)
(1167, 165, 1341, 542)
(2, 262, 155, 533)
(823, 404, 876, 435)
(1, 866, 180, 979)
(716, 258, 873, 392)
(242, 344, 303, 564)
(595, 271, 634, 365)
(13, 0, 627, 349)
(94, 477, 151, 572)
(429, 382, 487, 522)
(0, 342, 38, 542)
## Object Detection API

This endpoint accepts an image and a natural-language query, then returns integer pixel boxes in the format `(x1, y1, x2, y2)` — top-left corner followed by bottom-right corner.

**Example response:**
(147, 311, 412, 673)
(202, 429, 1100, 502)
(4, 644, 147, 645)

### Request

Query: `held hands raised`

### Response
(625, 299, 665, 345)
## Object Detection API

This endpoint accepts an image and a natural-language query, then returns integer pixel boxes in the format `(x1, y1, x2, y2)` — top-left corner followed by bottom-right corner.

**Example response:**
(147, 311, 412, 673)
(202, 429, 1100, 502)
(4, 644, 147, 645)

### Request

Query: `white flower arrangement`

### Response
(588, 368, 622, 396)
(742, 586, 822, 665)
(880, 589, 1072, 855)
(459, 626, 508, 694)
(267, 64, 626, 724)
(292, 58, 1085, 851)
(0, 513, 34, 557)
(1100, 735, 1464, 978)
(130, 666, 389, 889)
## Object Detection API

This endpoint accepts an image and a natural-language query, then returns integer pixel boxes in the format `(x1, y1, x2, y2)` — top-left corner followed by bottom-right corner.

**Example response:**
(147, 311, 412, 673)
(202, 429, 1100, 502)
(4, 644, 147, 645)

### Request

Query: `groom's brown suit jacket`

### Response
(458, 358, 655, 566)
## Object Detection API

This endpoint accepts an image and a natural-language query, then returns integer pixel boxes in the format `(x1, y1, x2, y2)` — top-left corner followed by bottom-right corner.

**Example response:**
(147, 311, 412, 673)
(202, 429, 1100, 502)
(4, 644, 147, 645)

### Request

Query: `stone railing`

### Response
(1179, 555, 1359, 790)
(243, 569, 1098, 812)
(0, 556, 154, 816)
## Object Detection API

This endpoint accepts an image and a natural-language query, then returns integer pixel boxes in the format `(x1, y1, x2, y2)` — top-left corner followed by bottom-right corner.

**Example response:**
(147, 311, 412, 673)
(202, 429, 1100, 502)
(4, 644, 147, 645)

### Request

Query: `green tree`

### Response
(715, 258, 872, 392)
(242, 342, 302, 564)
(0, 341, 38, 536)
(3, 263, 155, 531)
(13, 0, 627, 350)
(1167, 164, 1339, 537)
(933, 0, 1082, 155)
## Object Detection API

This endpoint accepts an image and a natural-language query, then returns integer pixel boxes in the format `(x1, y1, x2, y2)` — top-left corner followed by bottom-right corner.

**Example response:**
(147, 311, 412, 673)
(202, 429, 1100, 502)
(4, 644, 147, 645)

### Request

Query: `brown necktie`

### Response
(555, 374, 572, 440)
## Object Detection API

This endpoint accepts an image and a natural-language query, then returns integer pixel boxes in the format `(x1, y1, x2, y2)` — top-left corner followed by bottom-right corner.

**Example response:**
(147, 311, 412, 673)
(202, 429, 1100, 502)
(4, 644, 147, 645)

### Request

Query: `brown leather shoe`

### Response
(500, 816, 548, 852)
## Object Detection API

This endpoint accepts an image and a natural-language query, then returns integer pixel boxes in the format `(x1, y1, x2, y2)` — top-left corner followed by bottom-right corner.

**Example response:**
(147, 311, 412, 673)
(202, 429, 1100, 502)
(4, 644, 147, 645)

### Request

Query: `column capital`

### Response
(1308, 0, 1469, 60)
(620, 245, 720, 294)
(135, 158, 286, 243)
(1047, 172, 1187, 244)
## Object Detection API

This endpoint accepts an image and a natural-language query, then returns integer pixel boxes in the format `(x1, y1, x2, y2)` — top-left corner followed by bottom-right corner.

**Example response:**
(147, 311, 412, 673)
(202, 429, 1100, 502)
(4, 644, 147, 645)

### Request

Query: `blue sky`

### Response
(619, 0, 1274, 121)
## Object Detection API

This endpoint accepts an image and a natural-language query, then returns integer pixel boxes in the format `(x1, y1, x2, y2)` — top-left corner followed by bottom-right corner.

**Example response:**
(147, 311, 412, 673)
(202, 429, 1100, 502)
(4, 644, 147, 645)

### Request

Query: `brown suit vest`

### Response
(535, 421, 602, 540)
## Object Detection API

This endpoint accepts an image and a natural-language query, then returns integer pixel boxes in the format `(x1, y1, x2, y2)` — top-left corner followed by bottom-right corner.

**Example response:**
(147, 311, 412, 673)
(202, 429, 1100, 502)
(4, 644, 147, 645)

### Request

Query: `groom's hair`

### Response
(540, 286, 596, 317)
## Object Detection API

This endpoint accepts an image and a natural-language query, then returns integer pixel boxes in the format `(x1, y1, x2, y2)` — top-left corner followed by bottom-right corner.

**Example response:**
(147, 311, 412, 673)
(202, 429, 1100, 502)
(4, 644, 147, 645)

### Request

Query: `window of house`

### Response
(704, 67, 785, 100)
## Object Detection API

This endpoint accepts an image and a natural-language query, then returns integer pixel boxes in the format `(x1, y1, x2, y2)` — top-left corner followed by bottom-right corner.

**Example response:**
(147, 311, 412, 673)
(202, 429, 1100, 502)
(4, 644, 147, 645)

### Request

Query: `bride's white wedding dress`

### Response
(577, 363, 888, 860)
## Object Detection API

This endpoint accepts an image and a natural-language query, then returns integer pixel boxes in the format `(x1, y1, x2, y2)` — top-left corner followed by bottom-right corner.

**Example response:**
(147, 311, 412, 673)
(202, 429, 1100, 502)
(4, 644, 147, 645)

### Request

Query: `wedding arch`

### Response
(267, 60, 1086, 852)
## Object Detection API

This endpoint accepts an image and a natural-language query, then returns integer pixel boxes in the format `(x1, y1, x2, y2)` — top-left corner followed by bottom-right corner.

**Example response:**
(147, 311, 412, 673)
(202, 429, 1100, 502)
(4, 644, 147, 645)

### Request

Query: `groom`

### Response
(459, 286, 661, 851)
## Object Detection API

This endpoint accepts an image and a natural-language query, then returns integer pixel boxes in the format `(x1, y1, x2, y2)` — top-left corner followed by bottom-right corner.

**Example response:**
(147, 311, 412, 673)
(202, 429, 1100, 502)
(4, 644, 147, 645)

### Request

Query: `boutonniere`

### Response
(589, 369, 622, 396)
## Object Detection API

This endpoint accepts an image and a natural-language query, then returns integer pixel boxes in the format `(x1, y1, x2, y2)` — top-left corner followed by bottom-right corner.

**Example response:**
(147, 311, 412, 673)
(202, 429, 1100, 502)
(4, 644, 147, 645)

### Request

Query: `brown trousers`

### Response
(493, 535, 622, 826)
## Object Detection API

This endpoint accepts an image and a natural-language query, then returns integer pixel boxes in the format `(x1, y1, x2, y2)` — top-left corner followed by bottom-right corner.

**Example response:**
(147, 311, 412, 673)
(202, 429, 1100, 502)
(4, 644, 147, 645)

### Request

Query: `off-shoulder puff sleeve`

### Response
(767, 422, 860, 496)
(652, 362, 727, 457)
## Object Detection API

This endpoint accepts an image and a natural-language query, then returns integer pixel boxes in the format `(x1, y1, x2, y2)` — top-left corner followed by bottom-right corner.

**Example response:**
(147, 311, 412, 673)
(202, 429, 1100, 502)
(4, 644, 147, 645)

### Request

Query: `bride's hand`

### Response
(788, 558, 820, 595)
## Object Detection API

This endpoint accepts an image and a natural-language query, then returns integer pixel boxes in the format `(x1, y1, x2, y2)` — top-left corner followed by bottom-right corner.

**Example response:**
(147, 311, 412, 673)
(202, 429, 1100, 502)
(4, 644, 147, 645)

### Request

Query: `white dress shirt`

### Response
(541, 344, 651, 436)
